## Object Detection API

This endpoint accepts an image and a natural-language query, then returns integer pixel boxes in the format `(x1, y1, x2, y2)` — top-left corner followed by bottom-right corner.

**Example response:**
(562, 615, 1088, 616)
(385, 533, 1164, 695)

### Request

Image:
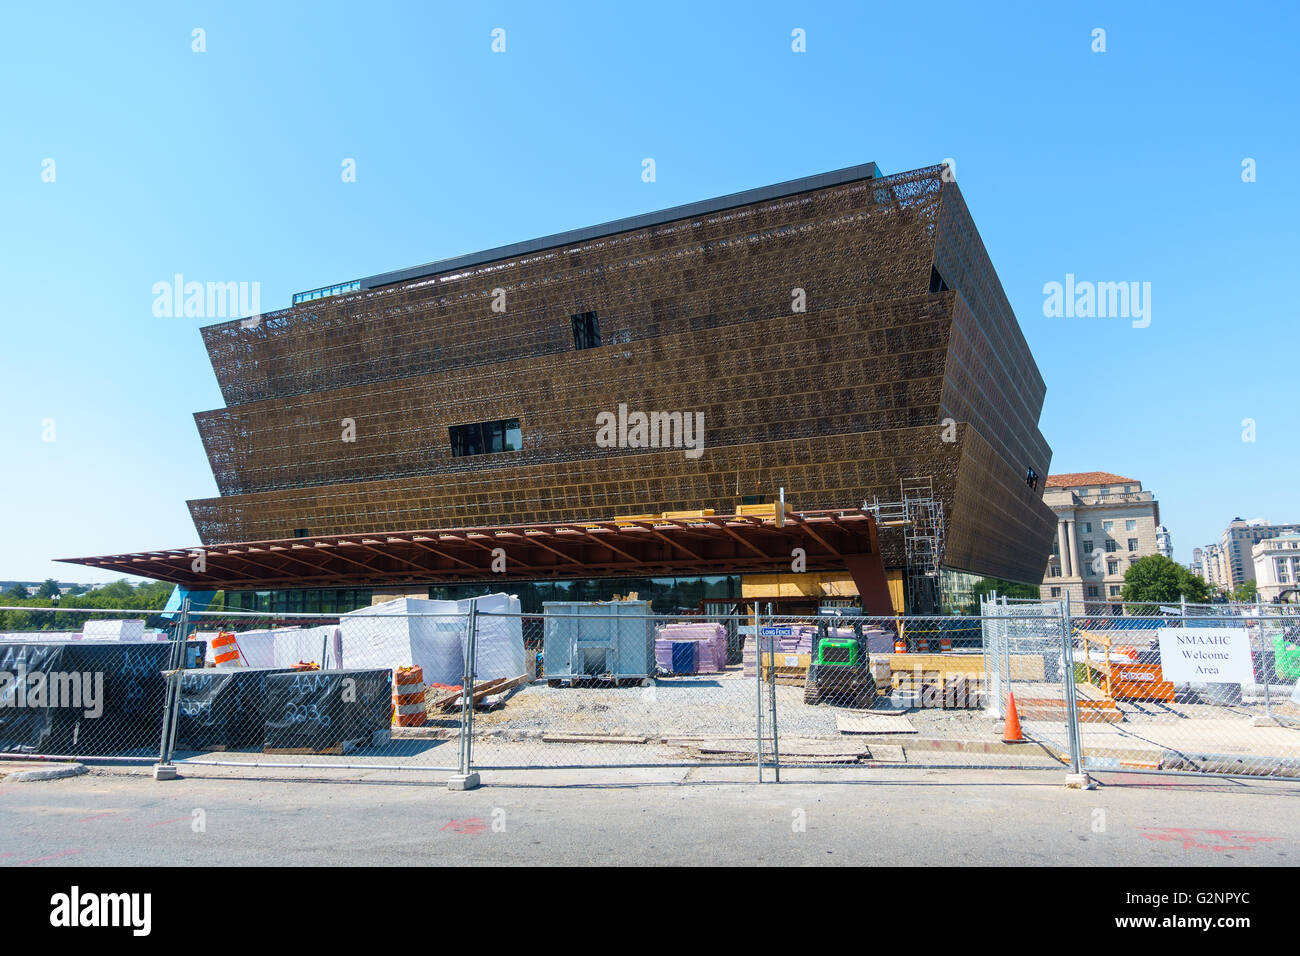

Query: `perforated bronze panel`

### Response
(201, 166, 945, 407)
(197, 294, 954, 496)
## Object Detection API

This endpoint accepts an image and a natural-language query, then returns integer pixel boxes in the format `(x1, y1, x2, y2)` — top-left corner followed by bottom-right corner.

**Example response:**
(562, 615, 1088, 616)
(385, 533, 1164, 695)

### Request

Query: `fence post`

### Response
(1257, 598, 1274, 722)
(767, 602, 780, 783)
(154, 596, 189, 781)
(755, 604, 764, 783)
(1060, 594, 1088, 785)
(1001, 596, 1011, 707)
(450, 599, 481, 790)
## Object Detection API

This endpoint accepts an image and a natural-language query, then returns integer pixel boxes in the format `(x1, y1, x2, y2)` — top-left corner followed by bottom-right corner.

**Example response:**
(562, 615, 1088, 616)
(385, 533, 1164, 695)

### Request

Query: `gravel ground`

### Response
(471, 671, 842, 738)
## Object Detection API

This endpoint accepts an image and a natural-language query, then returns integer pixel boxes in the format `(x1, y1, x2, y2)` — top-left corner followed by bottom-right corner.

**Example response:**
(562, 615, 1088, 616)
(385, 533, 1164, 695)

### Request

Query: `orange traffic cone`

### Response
(1002, 692, 1024, 743)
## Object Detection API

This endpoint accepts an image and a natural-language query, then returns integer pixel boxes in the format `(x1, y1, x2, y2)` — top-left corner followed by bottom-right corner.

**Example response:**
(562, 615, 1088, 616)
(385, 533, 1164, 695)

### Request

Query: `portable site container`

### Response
(542, 601, 655, 682)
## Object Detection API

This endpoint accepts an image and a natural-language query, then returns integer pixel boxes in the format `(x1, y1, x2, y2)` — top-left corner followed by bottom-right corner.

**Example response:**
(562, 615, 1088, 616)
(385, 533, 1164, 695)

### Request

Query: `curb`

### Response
(2, 763, 88, 783)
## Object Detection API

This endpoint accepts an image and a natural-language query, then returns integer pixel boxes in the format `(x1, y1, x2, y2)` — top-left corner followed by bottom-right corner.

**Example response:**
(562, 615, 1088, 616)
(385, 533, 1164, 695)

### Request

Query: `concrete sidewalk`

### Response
(1, 763, 1297, 866)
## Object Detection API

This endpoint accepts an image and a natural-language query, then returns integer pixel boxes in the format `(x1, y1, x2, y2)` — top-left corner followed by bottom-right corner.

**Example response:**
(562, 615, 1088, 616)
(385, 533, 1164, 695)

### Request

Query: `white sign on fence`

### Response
(1156, 627, 1254, 683)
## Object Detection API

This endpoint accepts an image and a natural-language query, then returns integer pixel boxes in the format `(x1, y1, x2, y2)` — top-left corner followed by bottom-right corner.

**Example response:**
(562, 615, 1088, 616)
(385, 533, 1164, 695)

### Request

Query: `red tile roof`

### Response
(1045, 471, 1139, 489)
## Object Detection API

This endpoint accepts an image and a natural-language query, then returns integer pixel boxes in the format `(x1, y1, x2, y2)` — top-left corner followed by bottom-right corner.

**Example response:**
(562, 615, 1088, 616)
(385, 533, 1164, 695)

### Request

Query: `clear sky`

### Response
(1, 1, 1296, 583)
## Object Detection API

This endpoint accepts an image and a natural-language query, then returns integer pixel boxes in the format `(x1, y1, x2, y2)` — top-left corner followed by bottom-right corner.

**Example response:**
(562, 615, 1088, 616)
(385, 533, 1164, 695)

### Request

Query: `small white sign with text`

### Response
(1156, 627, 1253, 684)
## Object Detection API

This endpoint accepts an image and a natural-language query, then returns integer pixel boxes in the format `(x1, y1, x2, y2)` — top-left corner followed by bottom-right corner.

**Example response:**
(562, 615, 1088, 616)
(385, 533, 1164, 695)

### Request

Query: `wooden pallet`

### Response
(541, 734, 648, 744)
(761, 652, 809, 685)
(432, 674, 529, 711)
(1014, 697, 1124, 723)
(882, 653, 1045, 681)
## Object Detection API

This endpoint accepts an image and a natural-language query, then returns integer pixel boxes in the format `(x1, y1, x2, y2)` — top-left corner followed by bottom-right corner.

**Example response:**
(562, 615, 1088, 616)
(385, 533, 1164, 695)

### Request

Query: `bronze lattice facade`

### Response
(188, 163, 1057, 586)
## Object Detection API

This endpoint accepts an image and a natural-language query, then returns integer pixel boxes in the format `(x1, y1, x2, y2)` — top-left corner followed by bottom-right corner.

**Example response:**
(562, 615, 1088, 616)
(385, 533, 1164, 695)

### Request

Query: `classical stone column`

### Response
(1057, 521, 1071, 577)
(1066, 519, 1080, 580)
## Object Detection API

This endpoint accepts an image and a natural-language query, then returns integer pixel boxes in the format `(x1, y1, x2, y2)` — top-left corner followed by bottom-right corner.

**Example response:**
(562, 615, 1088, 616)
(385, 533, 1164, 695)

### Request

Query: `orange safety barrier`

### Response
(394, 666, 427, 727)
(939, 636, 952, 653)
(211, 632, 243, 666)
(893, 639, 907, 653)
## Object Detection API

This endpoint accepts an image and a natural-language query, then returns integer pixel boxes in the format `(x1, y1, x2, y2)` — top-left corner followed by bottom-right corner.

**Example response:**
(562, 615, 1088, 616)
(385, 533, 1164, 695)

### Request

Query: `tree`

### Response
(1120, 554, 1210, 606)
(34, 578, 61, 599)
(1230, 580, 1258, 603)
(2, 582, 29, 603)
(971, 577, 1039, 603)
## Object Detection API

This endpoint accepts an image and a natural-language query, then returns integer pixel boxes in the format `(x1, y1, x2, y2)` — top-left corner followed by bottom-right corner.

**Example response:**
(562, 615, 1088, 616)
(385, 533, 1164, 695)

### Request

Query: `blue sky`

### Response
(0, 0, 1295, 583)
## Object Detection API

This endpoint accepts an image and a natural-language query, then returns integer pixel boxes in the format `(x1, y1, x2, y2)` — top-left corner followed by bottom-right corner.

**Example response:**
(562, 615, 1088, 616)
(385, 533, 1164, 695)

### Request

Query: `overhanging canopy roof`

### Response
(60, 509, 881, 591)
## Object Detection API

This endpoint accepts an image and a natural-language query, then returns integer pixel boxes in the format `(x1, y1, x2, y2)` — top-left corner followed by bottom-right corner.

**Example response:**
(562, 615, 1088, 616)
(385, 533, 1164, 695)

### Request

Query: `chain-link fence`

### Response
(4, 598, 1297, 783)
(468, 604, 1070, 772)
(0, 606, 194, 762)
(1065, 602, 1300, 777)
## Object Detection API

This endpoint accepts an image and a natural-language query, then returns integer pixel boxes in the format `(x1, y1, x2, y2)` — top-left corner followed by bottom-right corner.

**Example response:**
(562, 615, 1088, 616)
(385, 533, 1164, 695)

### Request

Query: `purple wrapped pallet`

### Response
(658, 622, 727, 673)
(654, 639, 675, 672)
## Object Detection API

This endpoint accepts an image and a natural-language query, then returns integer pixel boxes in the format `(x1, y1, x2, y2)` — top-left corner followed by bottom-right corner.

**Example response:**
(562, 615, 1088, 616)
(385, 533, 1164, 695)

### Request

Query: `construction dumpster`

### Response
(542, 601, 655, 683)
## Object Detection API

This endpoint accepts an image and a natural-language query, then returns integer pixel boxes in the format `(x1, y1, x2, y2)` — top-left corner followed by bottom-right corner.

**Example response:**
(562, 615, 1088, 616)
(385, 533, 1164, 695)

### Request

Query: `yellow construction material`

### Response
(760, 652, 811, 684)
(886, 571, 904, 613)
(741, 572, 855, 598)
(880, 653, 1045, 682)
(734, 502, 794, 519)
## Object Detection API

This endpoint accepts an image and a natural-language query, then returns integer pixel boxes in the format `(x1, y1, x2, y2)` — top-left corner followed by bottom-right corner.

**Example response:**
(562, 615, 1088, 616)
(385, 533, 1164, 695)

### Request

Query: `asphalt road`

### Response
(1, 764, 1297, 866)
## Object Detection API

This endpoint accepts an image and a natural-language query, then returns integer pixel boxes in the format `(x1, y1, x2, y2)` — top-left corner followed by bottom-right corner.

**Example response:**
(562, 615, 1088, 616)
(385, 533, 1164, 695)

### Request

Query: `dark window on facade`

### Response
(1128, 538, 1139, 551)
(571, 311, 600, 350)
(450, 418, 522, 457)
(929, 266, 950, 294)
(293, 528, 309, 538)
(230, 587, 372, 615)
(1087, 585, 1099, 597)
(1105, 540, 1117, 553)
(741, 495, 769, 506)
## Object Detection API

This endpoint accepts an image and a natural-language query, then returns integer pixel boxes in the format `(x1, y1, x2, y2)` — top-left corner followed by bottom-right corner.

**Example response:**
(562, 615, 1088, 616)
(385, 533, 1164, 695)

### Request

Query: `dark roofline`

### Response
(356, 161, 881, 293)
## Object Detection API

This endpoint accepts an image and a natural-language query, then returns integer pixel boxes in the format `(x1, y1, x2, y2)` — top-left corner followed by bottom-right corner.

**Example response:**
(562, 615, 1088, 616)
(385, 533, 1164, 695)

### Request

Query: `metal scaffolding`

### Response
(868, 477, 946, 614)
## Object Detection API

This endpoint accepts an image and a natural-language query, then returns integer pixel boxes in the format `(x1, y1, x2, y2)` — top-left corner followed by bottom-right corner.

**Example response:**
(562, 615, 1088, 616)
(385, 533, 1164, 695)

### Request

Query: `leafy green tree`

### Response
(1230, 580, 1259, 603)
(2, 582, 30, 602)
(35, 578, 61, 599)
(1120, 554, 1210, 606)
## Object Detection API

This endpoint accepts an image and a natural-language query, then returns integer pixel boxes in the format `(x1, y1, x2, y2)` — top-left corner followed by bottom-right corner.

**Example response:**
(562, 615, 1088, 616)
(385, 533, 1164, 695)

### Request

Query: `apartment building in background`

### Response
(1253, 534, 1300, 603)
(1211, 518, 1300, 588)
(1155, 525, 1173, 560)
(1038, 472, 1164, 609)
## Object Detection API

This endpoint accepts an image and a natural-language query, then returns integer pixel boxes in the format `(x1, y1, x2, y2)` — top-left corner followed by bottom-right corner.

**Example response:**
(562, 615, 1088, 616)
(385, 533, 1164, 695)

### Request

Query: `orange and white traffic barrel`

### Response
(893, 638, 907, 653)
(212, 631, 243, 666)
(915, 636, 930, 653)
(394, 666, 427, 727)
(940, 636, 952, 653)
